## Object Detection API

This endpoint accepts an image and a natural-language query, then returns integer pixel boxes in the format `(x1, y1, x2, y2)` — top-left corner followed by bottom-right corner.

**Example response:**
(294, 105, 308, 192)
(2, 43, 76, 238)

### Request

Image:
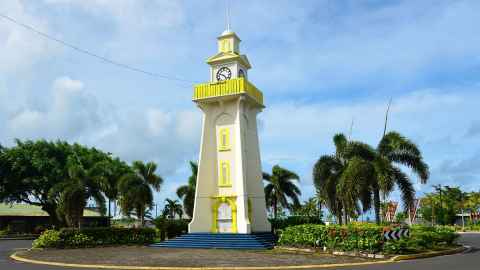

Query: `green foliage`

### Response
(279, 224, 384, 252)
(314, 131, 429, 224)
(291, 197, 323, 219)
(0, 140, 128, 227)
(118, 161, 163, 226)
(384, 225, 459, 254)
(279, 224, 458, 254)
(176, 161, 197, 218)
(263, 165, 301, 219)
(394, 212, 408, 223)
(33, 227, 156, 248)
(153, 217, 189, 240)
(0, 229, 8, 237)
(163, 199, 183, 220)
(270, 216, 324, 231)
(32, 229, 62, 248)
(419, 186, 477, 225)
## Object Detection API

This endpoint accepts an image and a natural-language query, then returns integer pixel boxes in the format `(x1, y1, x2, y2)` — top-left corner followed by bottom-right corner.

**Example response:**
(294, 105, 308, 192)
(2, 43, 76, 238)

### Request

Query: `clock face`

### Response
(216, 67, 232, 81)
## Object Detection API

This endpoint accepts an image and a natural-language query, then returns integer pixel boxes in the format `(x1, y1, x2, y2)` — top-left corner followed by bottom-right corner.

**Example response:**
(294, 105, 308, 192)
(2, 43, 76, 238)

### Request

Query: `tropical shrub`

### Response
(153, 217, 189, 240)
(279, 224, 459, 254)
(279, 224, 384, 252)
(383, 225, 459, 254)
(270, 216, 323, 232)
(32, 229, 62, 248)
(32, 227, 156, 248)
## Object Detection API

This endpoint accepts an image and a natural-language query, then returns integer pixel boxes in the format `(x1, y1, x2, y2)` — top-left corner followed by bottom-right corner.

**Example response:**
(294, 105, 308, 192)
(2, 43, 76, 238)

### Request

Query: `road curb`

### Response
(10, 252, 393, 270)
(0, 237, 37, 241)
(9, 245, 468, 270)
(390, 246, 467, 262)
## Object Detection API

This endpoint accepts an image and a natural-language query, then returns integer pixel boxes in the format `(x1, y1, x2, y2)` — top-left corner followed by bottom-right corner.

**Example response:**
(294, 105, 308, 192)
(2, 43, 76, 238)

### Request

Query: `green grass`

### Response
(0, 203, 100, 217)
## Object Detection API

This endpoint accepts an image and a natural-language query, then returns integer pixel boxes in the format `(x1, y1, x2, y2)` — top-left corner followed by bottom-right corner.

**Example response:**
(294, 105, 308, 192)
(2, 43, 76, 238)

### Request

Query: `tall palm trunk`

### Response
(373, 187, 381, 224)
(108, 199, 111, 217)
(273, 197, 278, 220)
(336, 213, 343, 225)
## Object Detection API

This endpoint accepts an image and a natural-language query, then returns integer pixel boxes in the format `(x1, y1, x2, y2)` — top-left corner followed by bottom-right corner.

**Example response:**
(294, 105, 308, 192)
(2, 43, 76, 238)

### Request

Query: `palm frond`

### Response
(393, 167, 415, 210)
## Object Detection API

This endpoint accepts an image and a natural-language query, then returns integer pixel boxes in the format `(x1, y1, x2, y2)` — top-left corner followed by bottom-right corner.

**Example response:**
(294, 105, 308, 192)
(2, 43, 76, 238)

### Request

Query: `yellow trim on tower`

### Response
(218, 127, 231, 151)
(193, 78, 263, 106)
(218, 160, 232, 187)
(211, 196, 237, 233)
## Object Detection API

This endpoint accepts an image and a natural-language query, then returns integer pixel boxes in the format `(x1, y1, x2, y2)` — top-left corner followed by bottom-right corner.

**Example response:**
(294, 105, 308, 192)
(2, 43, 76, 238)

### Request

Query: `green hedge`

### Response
(384, 225, 459, 254)
(33, 227, 156, 248)
(153, 218, 189, 241)
(270, 216, 323, 232)
(279, 224, 384, 252)
(279, 224, 459, 254)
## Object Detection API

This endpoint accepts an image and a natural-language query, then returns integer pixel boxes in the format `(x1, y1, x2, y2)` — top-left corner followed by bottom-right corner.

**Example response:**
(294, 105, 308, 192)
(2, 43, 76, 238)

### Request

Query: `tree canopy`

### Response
(0, 139, 154, 227)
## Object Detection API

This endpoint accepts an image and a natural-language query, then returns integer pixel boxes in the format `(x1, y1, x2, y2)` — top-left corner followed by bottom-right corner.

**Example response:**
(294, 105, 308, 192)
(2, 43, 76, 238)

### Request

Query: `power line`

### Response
(0, 13, 196, 84)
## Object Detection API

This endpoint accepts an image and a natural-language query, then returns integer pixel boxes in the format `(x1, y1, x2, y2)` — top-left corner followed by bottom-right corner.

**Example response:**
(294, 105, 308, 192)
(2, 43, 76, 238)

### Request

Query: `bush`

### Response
(32, 227, 156, 249)
(279, 224, 459, 254)
(382, 225, 459, 254)
(33, 229, 61, 248)
(279, 223, 384, 252)
(270, 216, 323, 232)
(153, 218, 189, 240)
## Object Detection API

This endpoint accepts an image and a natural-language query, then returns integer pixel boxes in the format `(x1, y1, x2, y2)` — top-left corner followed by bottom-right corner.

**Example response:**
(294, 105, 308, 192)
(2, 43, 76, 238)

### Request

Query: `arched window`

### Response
(219, 160, 231, 187)
(218, 127, 230, 151)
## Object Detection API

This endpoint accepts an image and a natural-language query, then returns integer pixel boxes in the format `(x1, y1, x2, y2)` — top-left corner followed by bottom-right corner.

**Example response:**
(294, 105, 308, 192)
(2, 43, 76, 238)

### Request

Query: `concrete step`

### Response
(150, 233, 275, 250)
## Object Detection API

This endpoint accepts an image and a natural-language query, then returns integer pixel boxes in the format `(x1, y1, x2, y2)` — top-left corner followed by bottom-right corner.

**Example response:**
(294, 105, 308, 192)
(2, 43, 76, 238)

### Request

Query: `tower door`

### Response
(217, 202, 233, 233)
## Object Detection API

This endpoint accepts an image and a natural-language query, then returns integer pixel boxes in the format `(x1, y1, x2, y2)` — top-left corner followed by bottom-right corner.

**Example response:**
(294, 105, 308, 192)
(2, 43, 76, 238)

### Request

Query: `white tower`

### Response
(188, 29, 271, 234)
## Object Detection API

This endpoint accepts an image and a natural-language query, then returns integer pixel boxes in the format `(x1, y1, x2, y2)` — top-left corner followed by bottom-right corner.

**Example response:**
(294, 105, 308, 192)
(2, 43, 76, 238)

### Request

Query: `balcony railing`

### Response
(193, 78, 264, 106)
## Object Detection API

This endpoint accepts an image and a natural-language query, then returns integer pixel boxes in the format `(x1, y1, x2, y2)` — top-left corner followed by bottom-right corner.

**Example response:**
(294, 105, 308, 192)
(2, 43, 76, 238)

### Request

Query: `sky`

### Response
(0, 0, 479, 213)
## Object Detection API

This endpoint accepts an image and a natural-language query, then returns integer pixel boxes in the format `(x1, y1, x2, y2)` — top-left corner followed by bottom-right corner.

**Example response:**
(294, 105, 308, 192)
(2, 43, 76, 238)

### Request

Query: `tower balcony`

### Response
(193, 78, 264, 106)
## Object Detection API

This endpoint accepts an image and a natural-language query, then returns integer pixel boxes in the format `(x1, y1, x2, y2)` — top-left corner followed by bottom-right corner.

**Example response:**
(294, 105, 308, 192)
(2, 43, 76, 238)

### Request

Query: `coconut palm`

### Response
(315, 132, 429, 224)
(98, 158, 130, 217)
(164, 198, 183, 220)
(263, 165, 301, 219)
(52, 158, 106, 228)
(313, 134, 375, 224)
(373, 131, 429, 221)
(176, 161, 197, 218)
(118, 161, 163, 226)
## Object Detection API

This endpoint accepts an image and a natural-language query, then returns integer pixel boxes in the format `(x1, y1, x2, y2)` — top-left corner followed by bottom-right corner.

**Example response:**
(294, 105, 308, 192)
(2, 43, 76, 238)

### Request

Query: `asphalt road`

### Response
(1, 234, 479, 270)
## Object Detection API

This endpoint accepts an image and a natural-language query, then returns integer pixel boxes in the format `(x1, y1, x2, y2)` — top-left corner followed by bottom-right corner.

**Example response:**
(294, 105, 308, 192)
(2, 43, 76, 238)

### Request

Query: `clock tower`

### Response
(188, 28, 271, 234)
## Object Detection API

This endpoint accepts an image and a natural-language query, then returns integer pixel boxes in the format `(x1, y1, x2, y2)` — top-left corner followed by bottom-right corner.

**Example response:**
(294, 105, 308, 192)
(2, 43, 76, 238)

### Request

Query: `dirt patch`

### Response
(18, 246, 377, 268)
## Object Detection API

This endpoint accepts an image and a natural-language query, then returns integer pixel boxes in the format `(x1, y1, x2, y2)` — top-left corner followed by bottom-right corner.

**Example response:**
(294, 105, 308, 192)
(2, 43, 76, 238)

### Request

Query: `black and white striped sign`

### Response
(384, 229, 410, 241)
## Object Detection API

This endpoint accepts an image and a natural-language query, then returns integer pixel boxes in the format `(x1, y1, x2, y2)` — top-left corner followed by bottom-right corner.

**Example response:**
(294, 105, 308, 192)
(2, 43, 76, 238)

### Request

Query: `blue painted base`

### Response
(150, 233, 275, 250)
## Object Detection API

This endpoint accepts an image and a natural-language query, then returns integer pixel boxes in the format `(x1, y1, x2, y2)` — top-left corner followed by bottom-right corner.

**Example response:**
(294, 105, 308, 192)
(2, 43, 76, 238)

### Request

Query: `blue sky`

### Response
(1, 0, 479, 212)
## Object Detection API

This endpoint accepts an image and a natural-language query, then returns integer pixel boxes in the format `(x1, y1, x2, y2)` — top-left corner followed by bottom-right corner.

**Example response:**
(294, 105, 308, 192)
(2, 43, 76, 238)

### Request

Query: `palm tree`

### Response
(313, 134, 375, 224)
(373, 131, 429, 222)
(117, 161, 163, 226)
(315, 132, 429, 224)
(164, 198, 183, 220)
(52, 158, 106, 228)
(263, 165, 301, 219)
(98, 158, 130, 217)
(176, 161, 197, 218)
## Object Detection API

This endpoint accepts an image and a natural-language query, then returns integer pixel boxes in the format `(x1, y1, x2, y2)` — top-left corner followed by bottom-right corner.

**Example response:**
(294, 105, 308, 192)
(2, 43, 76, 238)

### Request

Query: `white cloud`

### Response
(5, 76, 102, 141)
(0, 1, 56, 73)
(260, 85, 480, 199)
(43, 0, 185, 30)
(1, 76, 201, 180)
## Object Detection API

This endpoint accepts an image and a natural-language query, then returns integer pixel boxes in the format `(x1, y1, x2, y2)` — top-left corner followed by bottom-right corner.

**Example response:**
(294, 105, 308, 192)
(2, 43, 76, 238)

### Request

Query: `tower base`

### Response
(150, 233, 275, 250)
